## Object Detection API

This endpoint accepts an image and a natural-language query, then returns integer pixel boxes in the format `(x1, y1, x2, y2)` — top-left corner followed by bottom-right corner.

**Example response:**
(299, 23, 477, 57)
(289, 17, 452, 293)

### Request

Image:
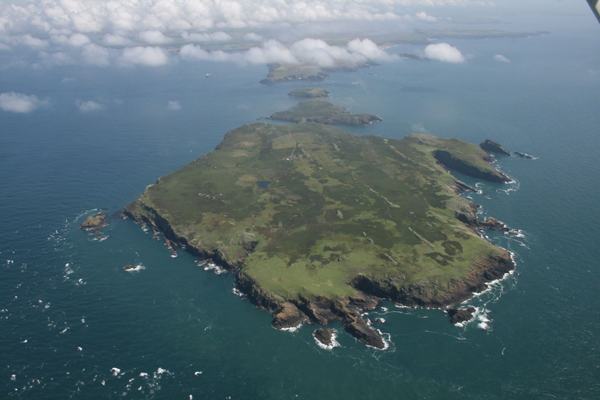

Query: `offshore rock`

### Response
(480, 139, 511, 156)
(79, 213, 108, 230)
(447, 306, 476, 324)
(314, 328, 337, 346)
(344, 318, 385, 349)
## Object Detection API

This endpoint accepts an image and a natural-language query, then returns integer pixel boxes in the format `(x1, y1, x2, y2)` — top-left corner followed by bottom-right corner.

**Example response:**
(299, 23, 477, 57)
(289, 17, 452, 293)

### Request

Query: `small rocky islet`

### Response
(122, 90, 517, 349)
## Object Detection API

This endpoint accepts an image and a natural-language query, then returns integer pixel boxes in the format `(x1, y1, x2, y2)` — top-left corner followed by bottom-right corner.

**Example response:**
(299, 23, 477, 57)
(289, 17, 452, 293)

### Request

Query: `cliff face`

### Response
(123, 123, 516, 349)
(480, 139, 511, 156)
(124, 193, 514, 349)
(433, 150, 510, 183)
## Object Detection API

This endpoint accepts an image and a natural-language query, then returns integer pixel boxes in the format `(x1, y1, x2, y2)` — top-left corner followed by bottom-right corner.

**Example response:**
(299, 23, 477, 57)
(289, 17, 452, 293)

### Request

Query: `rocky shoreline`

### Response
(122, 197, 515, 349)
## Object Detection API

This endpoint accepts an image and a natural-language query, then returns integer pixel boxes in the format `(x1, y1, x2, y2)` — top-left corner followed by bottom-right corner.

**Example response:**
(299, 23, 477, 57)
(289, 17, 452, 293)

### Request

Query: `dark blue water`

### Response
(1, 15, 599, 399)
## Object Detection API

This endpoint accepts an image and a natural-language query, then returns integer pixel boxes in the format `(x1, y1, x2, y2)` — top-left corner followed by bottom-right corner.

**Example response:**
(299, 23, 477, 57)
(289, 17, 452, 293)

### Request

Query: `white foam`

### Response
(381, 307, 389, 312)
(201, 262, 227, 275)
(279, 323, 303, 332)
(11, 374, 16, 381)
(124, 264, 145, 273)
(232, 288, 244, 297)
(194, 371, 203, 376)
(59, 327, 69, 334)
(21, 339, 27, 343)
(156, 367, 172, 376)
(139, 372, 148, 378)
(110, 367, 121, 376)
(476, 310, 492, 331)
(366, 330, 390, 351)
(313, 331, 340, 350)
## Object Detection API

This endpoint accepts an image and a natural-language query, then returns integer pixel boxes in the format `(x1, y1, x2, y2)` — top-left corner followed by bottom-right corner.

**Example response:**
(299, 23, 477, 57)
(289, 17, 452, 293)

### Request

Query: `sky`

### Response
(0, 0, 590, 94)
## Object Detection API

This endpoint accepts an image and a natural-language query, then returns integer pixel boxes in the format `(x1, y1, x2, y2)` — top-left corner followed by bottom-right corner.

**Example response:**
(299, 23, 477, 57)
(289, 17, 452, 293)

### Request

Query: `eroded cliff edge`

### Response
(124, 123, 515, 348)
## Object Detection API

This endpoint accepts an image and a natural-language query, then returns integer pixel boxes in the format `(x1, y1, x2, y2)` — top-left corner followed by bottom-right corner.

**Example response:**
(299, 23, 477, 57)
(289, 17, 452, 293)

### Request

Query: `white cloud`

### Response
(139, 30, 173, 45)
(102, 34, 133, 47)
(493, 54, 510, 63)
(416, 11, 437, 22)
(167, 100, 181, 110)
(0, 0, 489, 37)
(244, 32, 263, 42)
(17, 34, 48, 48)
(119, 46, 170, 67)
(67, 33, 91, 47)
(39, 50, 74, 66)
(347, 38, 392, 62)
(424, 43, 465, 63)
(75, 99, 103, 112)
(81, 43, 110, 66)
(182, 32, 232, 42)
(181, 37, 397, 67)
(0, 92, 47, 113)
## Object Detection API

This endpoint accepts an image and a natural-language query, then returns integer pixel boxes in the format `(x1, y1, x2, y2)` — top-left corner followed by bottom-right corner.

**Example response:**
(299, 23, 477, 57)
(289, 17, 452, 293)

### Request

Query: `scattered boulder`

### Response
(447, 306, 476, 324)
(79, 213, 108, 230)
(314, 328, 337, 346)
(272, 302, 309, 329)
(480, 139, 510, 156)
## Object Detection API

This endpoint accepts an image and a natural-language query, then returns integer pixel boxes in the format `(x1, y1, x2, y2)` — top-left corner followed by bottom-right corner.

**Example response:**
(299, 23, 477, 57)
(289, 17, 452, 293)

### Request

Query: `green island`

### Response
(288, 88, 330, 98)
(268, 98, 382, 126)
(261, 64, 327, 84)
(124, 99, 514, 348)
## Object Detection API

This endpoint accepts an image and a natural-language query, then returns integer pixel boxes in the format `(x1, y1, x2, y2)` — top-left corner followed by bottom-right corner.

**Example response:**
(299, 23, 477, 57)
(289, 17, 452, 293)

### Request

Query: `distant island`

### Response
(288, 88, 330, 98)
(268, 98, 382, 126)
(124, 97, 515, 349)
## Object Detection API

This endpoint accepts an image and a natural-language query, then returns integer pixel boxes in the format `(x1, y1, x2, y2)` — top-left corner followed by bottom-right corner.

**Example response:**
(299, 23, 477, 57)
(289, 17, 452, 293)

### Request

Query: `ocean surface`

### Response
(1, 14, 599, 399)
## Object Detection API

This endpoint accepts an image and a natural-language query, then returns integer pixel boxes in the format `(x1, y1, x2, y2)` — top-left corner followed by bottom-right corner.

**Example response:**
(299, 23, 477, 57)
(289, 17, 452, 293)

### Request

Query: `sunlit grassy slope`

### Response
(127, 123, 505, 303)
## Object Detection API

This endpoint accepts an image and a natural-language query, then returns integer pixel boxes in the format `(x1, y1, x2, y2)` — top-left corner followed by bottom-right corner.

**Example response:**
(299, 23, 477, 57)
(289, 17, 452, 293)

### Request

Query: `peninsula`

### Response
(124, 100, 514, 348)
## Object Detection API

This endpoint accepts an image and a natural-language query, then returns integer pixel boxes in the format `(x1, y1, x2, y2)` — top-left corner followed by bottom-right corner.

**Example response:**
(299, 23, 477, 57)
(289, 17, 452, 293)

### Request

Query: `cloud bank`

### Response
(75, 100, 103, 112)
(167, 100, 182, 110)
(181, 38, 393, 67)
(424, 43, 465, 63)
(493, 54, 510, 63)
(0, 92, 47, 113)
(0, 0, 487, 37)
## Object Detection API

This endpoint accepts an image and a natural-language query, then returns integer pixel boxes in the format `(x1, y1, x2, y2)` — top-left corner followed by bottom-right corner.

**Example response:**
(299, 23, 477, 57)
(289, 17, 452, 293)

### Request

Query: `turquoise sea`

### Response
(1, 14, 599, 399)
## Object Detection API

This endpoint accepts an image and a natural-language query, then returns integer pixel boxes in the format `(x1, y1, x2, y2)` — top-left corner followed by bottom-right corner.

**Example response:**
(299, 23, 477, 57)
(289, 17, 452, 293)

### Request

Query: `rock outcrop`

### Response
(447, 306, 476, 324)
(433, 150, 510, 183)
(480, 139, 511, 156)
(272, 302, 309, 329)
(79, 213, 108, 230)
(314, 328, 337, 346)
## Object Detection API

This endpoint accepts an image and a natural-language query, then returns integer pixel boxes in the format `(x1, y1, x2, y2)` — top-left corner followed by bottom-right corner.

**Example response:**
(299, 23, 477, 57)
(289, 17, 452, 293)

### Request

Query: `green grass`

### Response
(288, 88, 330, 98)
(126, 122, 506, 302)
(269, 99, 382, 126)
